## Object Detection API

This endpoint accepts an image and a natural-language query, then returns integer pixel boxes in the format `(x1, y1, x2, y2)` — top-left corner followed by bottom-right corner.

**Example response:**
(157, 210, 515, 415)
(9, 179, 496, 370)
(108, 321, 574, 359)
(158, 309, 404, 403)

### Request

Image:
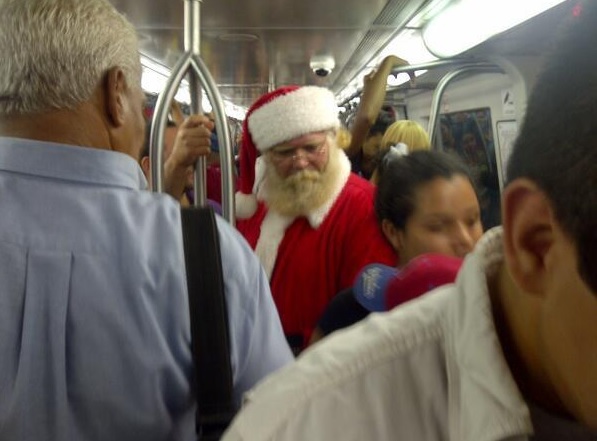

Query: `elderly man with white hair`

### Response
(0, 1, 292, 440)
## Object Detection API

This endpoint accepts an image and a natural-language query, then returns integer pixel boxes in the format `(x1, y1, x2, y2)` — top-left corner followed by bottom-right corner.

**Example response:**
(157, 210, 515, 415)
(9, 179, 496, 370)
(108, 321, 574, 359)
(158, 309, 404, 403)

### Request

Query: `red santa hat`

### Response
(235, 85, 341, 219)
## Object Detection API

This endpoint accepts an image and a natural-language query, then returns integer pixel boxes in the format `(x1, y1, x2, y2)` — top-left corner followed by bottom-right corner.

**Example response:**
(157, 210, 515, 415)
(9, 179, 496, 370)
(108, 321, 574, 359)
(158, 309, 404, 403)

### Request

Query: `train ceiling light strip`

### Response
(422, 0, 568, 58)
(140, 55, 247, 121)
(140, 55, 193, 103)
(337, 0, 568, 105)
(373, 28, 437, 67)
(336, 29, 436, 105)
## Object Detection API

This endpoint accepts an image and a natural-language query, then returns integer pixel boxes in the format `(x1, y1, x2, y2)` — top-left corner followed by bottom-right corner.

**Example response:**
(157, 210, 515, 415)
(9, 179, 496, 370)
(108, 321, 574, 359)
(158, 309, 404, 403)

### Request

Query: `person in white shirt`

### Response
(222, 1, 597, 439)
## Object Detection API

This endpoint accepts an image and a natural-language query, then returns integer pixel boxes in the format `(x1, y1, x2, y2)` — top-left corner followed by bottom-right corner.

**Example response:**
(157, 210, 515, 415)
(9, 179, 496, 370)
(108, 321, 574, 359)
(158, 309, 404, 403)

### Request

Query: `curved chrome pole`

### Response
(190, 57, 235, 224)
(149, 54, 193, 193)
(185, 0, 207, 209)
(338, 58, 487, 107)
(150, 0, 236, 224)
(428, 65, 503, 148)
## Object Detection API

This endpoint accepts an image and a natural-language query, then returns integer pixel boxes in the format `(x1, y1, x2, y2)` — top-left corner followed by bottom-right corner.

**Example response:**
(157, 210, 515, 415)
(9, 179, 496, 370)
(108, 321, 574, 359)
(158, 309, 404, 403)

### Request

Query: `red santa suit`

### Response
(235, 86, 396, 351)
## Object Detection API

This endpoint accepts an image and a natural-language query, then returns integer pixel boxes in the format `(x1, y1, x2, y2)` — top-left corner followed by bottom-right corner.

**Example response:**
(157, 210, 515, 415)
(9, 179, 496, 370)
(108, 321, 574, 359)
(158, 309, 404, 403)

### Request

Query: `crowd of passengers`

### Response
(0, 0, 596, 440)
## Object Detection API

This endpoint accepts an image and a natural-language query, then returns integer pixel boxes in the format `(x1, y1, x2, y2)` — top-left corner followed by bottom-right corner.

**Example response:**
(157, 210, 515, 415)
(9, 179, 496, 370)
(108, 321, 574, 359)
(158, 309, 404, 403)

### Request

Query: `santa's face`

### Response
(267, 131, 330, 179)
(263, 131, 343, 217)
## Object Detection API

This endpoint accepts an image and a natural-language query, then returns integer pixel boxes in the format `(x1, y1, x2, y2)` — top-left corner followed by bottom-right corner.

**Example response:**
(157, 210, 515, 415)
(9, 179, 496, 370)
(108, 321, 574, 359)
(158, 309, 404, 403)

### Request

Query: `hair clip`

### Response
(389, 142, 409, 157)
(381, 142, 410, 169)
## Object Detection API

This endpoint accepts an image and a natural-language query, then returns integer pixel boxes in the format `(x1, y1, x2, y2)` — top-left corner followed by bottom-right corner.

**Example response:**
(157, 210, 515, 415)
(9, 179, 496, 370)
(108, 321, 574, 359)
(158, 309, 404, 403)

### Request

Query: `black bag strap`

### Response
(180, 206, 235, 440)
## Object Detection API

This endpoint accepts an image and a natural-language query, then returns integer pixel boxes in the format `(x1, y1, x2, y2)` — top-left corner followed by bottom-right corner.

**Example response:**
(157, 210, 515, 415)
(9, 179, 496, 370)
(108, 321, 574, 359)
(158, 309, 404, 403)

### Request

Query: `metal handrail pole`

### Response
(190, 57, 235, 224)
(150, 54, 193, 193)
(428, 65, 504, 148)
(185, 0, 207, 208)
(151, 0, 237, 223)
(185, 0, 235, 223)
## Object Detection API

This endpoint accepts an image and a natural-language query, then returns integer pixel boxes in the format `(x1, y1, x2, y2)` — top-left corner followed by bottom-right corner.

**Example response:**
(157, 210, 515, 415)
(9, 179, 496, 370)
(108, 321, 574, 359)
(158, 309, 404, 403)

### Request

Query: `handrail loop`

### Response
(428, 64, 504, 148)
(149, 0, 235, 225)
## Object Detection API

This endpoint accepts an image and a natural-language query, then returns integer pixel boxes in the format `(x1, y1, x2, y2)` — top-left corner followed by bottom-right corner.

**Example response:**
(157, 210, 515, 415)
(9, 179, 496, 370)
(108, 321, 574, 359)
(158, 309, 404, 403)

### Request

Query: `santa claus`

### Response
(236, 85, 397, 353)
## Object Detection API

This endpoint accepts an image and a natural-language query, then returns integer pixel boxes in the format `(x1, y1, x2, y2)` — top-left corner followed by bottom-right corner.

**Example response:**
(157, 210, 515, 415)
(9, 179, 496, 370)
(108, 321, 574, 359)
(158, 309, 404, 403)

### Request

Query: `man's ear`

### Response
(381, 219, 402, 253)
(501, 178, 555, 296)
(140, 156, 150, 177)
(104, 66, 127, 128)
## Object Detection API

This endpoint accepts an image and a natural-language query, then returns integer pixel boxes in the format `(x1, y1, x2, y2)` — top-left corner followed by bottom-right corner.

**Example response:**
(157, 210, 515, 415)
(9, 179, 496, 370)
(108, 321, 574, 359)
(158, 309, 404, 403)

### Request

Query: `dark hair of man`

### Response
(505, 0, 597, 293)
(375, 150, 476, 230)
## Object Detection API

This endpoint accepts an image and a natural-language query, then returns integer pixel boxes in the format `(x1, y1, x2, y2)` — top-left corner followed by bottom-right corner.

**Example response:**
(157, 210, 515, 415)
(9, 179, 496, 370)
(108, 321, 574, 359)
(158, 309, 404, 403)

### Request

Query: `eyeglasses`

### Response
(270, 138, 327, 164)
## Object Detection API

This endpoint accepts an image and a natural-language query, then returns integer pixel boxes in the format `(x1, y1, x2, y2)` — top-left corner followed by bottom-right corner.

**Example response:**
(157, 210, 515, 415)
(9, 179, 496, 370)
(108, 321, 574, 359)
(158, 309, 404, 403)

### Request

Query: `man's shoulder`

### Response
(227, 287, 454, 440)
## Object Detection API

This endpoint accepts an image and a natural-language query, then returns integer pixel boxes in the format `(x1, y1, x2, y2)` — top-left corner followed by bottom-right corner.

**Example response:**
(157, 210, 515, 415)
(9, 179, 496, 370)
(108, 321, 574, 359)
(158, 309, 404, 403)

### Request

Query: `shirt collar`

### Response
(0, 137, 148, 190)
(305, 151, 351, 228)
(448, 226, 534, 441)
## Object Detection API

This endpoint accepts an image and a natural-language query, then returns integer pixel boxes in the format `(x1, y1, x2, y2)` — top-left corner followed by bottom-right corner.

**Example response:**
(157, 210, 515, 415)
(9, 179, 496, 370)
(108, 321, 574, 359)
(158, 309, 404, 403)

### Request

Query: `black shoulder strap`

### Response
(180, 206, 235, 440)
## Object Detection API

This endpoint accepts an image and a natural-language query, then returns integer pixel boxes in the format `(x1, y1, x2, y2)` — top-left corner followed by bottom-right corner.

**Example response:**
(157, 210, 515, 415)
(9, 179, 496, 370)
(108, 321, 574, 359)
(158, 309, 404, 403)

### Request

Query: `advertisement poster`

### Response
(439, 108, 501, 229)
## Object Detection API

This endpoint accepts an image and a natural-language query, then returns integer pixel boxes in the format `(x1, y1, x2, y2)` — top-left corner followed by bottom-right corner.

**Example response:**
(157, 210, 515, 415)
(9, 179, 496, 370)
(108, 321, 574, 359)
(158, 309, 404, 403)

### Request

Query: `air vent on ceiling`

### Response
(331, 0, 432, 93)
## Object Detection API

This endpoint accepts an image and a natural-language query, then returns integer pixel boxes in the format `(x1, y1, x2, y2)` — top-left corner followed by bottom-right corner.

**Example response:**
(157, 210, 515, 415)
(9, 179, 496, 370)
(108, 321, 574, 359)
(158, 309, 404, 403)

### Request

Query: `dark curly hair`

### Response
(375, 150, 477, 230)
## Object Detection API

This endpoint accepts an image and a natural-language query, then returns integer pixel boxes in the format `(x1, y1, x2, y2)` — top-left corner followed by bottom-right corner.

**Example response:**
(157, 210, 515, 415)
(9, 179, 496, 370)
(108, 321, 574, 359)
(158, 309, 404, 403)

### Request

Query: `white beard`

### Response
(261, 143, 344, 218)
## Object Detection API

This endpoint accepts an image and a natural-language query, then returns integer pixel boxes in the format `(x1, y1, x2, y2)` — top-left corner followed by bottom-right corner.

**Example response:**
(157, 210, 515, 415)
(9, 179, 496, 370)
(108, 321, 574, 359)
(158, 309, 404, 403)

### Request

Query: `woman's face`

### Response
(362, 133, 383, 158)
(388, 175, 483, 264)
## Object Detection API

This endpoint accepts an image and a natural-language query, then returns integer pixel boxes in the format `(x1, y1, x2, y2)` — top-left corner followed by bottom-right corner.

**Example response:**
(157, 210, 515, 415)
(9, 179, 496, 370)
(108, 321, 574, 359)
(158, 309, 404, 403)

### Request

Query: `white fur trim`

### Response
(253, 149, 352, 279)
(248, 86, 340, 152)
(255, 212, 294, 280)
(306, 150, 351, 228)
(235, 192, 258, 219)
(253, 156, 267, 198)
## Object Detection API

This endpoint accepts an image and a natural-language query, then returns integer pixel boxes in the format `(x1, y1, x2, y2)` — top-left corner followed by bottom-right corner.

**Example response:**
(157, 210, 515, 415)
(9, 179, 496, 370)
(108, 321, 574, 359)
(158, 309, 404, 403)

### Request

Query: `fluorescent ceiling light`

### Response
(140, 55, 194, 104)
(375, 29, 437, 66)
(423, 0, 568, 58)
(140, 54, 247, 120)
(139, 55, 172, 77)
(140, 68, 193, 104)
(222, 102, 248, 121)
(337, 28, 435, 105)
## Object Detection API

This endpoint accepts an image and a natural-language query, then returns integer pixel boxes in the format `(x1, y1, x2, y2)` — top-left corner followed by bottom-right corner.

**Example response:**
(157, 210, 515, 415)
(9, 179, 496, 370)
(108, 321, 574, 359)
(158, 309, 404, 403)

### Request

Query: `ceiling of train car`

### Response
(110, 0, 438, 109)
(379, 0, 578, 104)
(110, 0, 577, 113)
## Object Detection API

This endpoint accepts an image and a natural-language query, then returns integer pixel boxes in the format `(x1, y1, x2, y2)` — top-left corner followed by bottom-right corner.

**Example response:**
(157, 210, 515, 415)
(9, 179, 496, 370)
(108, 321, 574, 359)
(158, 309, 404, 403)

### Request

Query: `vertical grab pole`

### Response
(152, 0, 235, 223)
(189, 57, 235, 224)
(149, 54, 193, 194)
(184, 0, 235, 223)
(185, 0, 207, 208)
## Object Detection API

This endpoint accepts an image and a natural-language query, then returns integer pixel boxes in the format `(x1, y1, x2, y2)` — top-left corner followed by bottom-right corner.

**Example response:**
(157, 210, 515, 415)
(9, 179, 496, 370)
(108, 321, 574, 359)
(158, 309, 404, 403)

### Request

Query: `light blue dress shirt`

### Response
(0, 137, 292, 441)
